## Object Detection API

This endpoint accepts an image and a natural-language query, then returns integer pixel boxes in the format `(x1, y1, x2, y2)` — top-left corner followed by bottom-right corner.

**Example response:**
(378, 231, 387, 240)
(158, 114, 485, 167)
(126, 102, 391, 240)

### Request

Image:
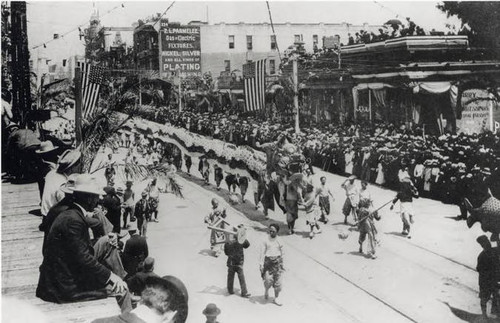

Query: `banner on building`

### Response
(159, 24, 201, 78)
(456, 88, 498, 134)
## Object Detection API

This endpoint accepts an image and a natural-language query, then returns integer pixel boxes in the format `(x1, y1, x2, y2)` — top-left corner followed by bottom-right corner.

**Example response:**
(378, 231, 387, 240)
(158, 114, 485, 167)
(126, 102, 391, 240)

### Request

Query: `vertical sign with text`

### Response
(159, 23, 201, 79)
(457, 89, 496, 134)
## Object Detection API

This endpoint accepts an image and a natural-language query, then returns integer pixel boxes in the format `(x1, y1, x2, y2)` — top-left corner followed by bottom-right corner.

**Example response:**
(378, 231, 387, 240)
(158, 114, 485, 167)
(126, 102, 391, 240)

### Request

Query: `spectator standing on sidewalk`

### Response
(224, 225, 251, 298)
(476, 235, 500, 319)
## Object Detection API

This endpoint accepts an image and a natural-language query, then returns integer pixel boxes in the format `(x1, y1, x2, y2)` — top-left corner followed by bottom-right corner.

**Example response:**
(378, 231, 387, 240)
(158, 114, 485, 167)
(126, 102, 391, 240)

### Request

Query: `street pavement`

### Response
(108, 145, 490, 323)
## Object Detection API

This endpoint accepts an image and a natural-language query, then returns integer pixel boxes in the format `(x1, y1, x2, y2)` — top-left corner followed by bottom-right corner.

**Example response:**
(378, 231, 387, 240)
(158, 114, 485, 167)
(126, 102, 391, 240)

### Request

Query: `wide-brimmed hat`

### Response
(72, 174, 105, 196)
(36, 141, 58, 154)
(202, 303, 221, 316)
(57, 149, 81, 172)
(348, 175, 356, 180)
(60, 173, 80, 194)
(116, 187, 124, 195)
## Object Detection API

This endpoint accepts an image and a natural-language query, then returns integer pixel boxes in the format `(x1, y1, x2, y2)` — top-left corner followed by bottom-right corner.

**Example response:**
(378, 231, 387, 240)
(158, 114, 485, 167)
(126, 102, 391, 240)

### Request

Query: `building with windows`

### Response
(191, 21, 380, 78)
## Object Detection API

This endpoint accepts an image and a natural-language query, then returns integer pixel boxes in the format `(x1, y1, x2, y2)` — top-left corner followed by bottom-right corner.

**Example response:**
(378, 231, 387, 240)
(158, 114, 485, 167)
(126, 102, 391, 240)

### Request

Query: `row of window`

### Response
(228, 34, 319, 50)
(224, 59, 276, 74)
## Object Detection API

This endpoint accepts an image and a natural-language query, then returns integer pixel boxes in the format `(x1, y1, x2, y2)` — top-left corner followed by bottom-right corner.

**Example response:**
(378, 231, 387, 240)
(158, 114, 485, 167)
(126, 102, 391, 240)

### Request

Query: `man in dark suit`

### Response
(36, 174, 131, 311)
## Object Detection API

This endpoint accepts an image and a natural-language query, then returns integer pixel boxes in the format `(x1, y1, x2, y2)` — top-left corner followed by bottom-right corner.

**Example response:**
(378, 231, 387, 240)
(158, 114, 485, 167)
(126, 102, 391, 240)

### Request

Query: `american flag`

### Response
(79, 62, 104, 120)
(243, 59, 266, 112)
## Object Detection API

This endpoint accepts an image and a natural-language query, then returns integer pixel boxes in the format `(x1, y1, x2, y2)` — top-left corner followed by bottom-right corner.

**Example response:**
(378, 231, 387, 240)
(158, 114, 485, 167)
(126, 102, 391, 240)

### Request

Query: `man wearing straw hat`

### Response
(37, 174, 131, 312)
(35, 140, 59, 200)
(40, 149, 81, 218)
(203, 303, 221, 323)
(390, 174, 419, 238)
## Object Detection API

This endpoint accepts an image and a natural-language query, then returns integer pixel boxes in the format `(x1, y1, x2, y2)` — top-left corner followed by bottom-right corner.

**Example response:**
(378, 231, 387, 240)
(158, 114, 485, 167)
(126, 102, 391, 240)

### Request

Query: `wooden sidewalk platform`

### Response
(1, 179, 120, 322)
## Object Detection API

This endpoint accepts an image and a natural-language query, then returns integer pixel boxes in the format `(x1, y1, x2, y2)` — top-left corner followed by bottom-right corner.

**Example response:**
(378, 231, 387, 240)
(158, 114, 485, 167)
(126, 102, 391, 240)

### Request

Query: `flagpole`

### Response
(75, 67, 83, 146)
(293, 57, 299, 134)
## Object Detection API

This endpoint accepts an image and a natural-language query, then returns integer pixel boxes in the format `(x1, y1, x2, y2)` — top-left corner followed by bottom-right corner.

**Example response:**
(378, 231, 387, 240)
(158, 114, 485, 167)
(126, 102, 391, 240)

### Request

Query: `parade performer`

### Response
(184, 155, 192, 175)
(341, 175, 360, 224)
(225, 172, 239, 193)
(356, 200, 380, 259)
(260, 223, 284, 306)
(204, 198, 227, 257)
(214, 165, 224, 191)
(238, 175, 250, 203)
(284, 175, 303, 235)
(121, 181, 135, 229)
(390, 174, 419, 238)
(135, 191, 151, 237)
(300, 184, 322, 239)
(224, 225, 251, 298)
(317, 176, 334, 223)
(476, 235, 500, 319)
(147, 178, 160, 222)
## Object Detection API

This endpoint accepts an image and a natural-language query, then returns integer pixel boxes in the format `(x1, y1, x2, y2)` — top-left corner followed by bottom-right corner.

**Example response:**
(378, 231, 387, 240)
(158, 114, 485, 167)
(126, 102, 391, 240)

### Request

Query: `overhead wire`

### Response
(265, 1, 282, 62)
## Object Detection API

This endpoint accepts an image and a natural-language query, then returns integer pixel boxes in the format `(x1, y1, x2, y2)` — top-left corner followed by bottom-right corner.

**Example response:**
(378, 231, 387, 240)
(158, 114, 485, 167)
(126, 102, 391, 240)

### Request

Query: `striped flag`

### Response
(243, 59, 266, 112)
(79, 62, 104, 120)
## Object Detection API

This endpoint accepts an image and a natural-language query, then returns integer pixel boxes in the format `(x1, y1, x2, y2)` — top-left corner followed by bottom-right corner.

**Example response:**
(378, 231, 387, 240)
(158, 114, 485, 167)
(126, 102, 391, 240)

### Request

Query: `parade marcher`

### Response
(135, 191, 151, 237)
(122, 222, 149, 278)
(238, 175, 250, 203)
(476, 235, 500, 319)
(258, 174, 276, 219)
(184, 154, 192, 175)
(341, 175, 359, 224)
(300, 184, 322, 239)
(225, 172, 239, 193)
(165, 158, 178, 193)
(203, 303, 221, 323)
(260, 223, 284, 306)
(36, 174, 131, 312)
(390, 174, 419, 238)
(147, 178, 160, 222)
(125, 257, 159, 296)
(93, 275, 189, 323)
(121, 181, 135, 229)
(317, 176, 334, 223)
(214, 165, 224, 191)
(202, 158, 211, 185)
(204, 198, 227, 257)
(356, 200, 380, 259)
(284, 175, 303, 235)
(224, 225, 251, 298)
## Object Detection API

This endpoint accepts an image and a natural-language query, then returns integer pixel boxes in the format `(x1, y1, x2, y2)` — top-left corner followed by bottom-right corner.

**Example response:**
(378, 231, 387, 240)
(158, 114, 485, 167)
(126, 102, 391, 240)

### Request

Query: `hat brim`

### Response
(202, 307, 221, 316)
(60, 186, 75, 194)
(73, 187, 106, 196)
(36, 146, 59, 154)
(145, 275, 189, 311)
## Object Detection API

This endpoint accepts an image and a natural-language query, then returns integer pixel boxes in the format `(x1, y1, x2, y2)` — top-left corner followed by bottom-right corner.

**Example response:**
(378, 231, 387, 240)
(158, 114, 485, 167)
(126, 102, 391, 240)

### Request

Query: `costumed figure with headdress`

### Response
(204, 198, 227, 257)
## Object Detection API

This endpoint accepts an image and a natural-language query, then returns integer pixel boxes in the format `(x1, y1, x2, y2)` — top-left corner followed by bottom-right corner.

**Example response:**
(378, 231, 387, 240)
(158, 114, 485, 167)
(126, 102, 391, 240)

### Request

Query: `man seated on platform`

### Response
(36, 174, 132, 312)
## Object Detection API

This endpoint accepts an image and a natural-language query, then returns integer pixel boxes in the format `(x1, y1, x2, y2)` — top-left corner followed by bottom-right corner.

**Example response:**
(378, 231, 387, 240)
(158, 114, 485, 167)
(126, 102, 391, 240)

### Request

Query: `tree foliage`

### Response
(437, 2, 500, 57)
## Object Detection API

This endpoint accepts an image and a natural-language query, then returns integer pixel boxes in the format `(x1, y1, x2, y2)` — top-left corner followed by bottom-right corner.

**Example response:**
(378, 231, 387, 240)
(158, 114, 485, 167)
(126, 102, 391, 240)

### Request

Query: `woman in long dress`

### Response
(344, 147, 354, 175)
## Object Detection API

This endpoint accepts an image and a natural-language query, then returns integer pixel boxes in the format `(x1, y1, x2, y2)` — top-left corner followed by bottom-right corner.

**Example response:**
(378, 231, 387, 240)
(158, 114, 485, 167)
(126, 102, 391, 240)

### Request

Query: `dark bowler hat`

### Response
(202, 303, 221, 316)
(145, 275, 189, 320)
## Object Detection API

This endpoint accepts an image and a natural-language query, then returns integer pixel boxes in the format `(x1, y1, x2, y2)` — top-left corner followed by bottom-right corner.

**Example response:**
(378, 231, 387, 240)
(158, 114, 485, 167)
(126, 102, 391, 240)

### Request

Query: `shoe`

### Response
(359, 247, 363, 254)
(228, 290, 234, 295)
(309, 232, 314, 239)
(241, 293, 251, 298)
(273, 297, 283, 306)
(401, 231, 408, 236)
(316, 228, 322, 234)
(407, 234, 412, 239)
(264, 291, 269, 300)
(344, 218, 348, 225)
(370, 254, 377, 259)
(289, 230, 293, 235)
(154, 219, 159, 223)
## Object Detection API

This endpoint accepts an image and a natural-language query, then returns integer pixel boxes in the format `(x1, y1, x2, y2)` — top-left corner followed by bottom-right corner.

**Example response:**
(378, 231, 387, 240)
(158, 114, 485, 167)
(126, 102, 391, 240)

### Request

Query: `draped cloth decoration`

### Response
(372, 89, 387, 108)
(352, 83, 394, 112)
(411, 82, 451, 94)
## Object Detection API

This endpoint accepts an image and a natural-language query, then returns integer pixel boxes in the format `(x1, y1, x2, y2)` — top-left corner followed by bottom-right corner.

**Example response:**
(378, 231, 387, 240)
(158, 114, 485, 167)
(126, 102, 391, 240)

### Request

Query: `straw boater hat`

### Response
(57, 149, 81, 173)
(145, 275, 189, 321)
(36, 141, 58, 154)
(60, 173, 80, 194)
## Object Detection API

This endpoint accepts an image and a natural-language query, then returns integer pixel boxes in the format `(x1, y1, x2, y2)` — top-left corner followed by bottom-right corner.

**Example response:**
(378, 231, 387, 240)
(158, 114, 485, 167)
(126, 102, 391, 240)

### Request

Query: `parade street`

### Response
(138, 157, 484, 323)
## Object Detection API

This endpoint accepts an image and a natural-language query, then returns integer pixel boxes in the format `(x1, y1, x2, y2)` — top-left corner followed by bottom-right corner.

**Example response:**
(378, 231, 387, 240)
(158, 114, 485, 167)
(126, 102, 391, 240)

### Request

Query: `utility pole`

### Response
(178, 73, 182, 113)
(293, 56, 299, 133)
(74, 68, 83, 146)
(10, 1, 32, 127)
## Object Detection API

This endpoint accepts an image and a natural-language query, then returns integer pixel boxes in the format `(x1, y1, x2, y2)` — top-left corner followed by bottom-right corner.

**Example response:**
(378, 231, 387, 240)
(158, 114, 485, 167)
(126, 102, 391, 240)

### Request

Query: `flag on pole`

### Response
(78, 62, 104, 120)
(243, 59, 266, 112)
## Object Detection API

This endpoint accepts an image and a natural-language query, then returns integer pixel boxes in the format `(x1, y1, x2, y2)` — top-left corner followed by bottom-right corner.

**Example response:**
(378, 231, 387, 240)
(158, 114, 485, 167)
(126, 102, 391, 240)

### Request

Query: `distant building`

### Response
(191, 21, 380, 79)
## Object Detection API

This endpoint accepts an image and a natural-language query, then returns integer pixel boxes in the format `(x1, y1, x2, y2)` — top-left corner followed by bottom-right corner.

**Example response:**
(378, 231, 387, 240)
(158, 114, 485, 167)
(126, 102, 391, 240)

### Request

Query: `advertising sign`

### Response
(159, 24, 201, 78)
(457, 89, 496, 135)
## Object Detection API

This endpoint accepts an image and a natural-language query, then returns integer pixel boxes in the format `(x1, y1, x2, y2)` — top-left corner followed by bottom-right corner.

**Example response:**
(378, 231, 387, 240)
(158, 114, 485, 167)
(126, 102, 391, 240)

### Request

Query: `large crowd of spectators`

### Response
(149, 109, 500, 210)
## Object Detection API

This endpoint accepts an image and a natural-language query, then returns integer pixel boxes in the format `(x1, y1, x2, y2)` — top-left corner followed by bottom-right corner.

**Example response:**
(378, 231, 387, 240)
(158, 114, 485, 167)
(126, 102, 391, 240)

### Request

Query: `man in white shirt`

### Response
(260, 223, 284, 306)
(341, 175, 359, 224)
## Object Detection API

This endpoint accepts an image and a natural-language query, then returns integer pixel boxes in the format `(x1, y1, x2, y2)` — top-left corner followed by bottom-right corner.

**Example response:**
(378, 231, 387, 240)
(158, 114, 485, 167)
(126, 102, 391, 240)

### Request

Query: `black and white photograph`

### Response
(2, 1, 500, 322)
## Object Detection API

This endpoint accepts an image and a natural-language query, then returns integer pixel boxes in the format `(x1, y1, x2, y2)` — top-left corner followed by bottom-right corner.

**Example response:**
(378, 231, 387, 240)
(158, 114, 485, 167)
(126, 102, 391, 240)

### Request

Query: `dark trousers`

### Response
(227, 265, 247, 295)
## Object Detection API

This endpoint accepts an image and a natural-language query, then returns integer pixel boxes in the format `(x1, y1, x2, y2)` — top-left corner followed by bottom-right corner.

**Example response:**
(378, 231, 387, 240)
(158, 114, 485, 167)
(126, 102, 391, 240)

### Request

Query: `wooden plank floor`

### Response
(2, 178, 120, 322)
